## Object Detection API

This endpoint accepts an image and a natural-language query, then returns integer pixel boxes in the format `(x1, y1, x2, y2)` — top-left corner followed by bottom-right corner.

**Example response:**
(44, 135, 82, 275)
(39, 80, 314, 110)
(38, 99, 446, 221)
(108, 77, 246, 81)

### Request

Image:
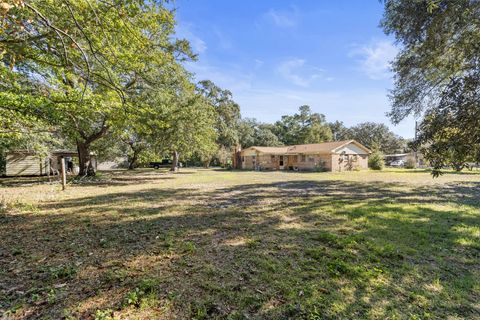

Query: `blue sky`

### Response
(173, 0, 415, 138)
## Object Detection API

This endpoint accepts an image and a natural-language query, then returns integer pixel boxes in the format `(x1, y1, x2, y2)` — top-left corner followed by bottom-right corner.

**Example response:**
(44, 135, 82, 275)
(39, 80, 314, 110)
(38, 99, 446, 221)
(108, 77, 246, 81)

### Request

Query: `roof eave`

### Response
(332, 140, 371, 154)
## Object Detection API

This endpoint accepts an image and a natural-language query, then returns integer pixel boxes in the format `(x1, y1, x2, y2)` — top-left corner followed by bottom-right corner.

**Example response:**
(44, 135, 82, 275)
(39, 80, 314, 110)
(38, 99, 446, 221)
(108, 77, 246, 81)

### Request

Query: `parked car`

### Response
(149, 159, 182, 169)
(390, 159, 405, 167)
(149, 159, 172, 169)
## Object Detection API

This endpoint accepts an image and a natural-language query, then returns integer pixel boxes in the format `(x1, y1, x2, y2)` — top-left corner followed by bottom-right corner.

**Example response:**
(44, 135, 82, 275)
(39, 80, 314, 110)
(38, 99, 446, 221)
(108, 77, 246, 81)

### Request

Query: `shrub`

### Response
(404, 156, 416, 169)
(94, 309, 114, 320)
(368, 152, 384, 170)
(314, 161, 328, 172)
(123, 278, 159, 308)
(124, 288, 141, 307)
(47, 264, 77, 280)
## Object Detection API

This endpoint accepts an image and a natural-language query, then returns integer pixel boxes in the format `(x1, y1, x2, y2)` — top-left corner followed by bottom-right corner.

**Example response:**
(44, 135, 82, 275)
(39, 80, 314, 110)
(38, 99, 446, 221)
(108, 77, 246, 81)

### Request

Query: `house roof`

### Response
(244, 140, 371, 155)
(246, 146, 289, 154)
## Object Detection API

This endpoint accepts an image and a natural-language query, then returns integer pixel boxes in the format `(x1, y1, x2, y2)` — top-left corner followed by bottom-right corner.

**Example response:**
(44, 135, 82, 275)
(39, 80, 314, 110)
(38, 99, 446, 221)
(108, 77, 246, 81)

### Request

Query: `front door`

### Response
(279, 155, 284, 169)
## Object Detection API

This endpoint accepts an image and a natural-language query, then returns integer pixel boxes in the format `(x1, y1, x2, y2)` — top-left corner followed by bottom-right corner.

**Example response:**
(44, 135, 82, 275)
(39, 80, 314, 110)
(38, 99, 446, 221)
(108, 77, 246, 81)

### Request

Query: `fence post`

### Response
(60, 156, 66, 190)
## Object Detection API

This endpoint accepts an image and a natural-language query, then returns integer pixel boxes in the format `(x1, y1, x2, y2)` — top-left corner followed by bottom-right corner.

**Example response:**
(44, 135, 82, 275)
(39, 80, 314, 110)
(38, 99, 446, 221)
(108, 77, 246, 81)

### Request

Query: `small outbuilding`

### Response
(236, 140, 370, 172)
(4, 150, 97, 177)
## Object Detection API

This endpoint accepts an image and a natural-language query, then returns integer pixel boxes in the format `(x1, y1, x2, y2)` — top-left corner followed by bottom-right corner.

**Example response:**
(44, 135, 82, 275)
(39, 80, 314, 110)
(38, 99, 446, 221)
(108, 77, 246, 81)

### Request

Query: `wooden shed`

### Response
(5, 151, 51, 177)
(237, 140, 371, 172)
(4, 150, 96, 177)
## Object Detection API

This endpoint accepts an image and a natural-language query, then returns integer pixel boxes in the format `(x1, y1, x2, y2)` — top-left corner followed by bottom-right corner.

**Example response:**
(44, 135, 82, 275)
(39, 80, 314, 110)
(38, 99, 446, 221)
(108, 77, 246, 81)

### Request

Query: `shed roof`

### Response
(244, 140, 370, 155)
(7, 150, 94, 157)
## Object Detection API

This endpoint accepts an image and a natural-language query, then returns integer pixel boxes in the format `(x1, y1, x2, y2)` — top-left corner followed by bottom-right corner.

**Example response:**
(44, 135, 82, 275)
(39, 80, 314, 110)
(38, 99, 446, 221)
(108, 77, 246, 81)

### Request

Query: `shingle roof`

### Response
(244, 140, 370, 155)
(285, 140, 356, 154)
(248, 146, 289, 154)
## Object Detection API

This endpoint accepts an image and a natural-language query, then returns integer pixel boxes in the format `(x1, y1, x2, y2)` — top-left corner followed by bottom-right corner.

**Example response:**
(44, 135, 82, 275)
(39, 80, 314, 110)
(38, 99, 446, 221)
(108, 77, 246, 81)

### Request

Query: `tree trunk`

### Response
(77, 141, 93, 176)
(128, 150, 138, 170)
(87, 160, 96, 176)
(170, 150, 179, 172)
(75, 121, 109, 177)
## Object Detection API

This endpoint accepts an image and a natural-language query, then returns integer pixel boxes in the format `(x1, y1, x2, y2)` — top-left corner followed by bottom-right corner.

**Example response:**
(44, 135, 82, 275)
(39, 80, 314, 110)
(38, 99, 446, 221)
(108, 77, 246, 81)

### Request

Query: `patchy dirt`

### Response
(0, 168, 479, 319)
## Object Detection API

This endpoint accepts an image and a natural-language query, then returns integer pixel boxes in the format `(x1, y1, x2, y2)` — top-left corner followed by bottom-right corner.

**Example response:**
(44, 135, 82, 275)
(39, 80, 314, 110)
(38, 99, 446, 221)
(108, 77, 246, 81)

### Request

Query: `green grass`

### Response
(0, 168, 479, 319)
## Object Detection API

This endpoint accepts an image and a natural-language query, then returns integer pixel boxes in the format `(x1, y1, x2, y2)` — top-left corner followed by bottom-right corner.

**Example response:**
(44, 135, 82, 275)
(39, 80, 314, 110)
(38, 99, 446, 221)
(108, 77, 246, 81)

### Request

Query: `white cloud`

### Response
(264, 7, 299, 28)
(185, 60, 254, 92)
(254, 59, 264, 68)
(175, 24, 207, 54)
(275, 58, 325, 87)
(182, 57, 413, 138)
(234, 87, 415, 138)
(350, 39, 398, 80)
(191, 36, 207, 54)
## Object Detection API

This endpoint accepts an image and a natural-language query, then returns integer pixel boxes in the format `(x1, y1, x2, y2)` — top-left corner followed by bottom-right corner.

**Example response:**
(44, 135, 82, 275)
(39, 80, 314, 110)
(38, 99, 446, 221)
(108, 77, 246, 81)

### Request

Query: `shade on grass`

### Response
(0, 169, 479, 319)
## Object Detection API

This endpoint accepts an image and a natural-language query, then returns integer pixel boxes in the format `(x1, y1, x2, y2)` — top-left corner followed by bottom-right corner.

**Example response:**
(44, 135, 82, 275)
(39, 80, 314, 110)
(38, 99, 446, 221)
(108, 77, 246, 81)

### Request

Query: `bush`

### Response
(404, 156, 416, 169)
(314, 161, 328, 172)
(368, 152, 384, 170)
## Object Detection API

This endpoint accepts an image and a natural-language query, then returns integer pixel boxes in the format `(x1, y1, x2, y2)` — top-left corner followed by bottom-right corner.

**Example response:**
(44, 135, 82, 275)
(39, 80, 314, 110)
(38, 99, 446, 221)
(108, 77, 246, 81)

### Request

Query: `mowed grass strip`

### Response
(0, 169, 479, 319)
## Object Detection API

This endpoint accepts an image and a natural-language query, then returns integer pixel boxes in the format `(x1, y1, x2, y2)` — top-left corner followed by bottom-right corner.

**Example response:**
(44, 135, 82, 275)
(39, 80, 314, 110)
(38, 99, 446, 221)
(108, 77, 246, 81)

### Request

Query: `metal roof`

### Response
(7, 150, 94, 157)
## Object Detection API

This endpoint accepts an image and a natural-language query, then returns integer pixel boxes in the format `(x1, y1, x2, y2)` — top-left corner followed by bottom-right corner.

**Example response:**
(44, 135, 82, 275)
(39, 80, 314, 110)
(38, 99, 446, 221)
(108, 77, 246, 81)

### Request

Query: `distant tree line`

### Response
(236, 106, 408, 155)
(0, 0, 412, 177)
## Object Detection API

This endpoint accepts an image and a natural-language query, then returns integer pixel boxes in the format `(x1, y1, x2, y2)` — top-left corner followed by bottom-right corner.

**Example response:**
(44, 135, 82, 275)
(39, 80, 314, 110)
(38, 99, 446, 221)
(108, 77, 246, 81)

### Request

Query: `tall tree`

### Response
(273, 105, 332, 145)
(238, 118, 282, 148)
(328, 121, 352, 141)
(0, 0, 193, 175)
(153, 82, 217, 171)
(382, 0, 480, 174)
(414, 73, 480, 171)
(120, 130, 148, 170)
(348, 122, 406, 154)
(197, 80, 241, 149)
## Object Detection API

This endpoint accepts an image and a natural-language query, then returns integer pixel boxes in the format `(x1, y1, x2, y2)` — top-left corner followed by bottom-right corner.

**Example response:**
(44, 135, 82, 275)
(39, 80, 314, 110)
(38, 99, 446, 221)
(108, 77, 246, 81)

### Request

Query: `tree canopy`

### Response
(0, 0, 218, 175)
(238, 118, 282, 148)
(382, 0, 480, 174)
(0, 0, 419, 175)
(236, 109, 406, 155)
(347, 122, 406, 154)
(273, 105, 332, 145)
(197, 80, 241, 149)
(328, 121, 407, 154)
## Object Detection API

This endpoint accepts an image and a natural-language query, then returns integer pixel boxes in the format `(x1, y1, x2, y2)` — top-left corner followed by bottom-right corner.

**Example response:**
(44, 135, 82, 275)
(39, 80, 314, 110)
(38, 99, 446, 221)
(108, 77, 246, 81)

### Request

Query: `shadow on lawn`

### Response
(0, 170, 176, 188)
(1, 178, 479, 319)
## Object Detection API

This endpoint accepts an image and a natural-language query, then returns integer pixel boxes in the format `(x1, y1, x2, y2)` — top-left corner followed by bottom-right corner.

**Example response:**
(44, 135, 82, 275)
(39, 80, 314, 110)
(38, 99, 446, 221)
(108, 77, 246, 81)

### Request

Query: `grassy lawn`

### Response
(1, 168, 479, 319)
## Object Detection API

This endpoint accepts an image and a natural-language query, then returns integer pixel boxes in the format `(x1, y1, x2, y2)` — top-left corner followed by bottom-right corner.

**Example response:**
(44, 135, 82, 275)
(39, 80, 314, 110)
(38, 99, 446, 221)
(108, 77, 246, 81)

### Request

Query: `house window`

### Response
(343, 154, 349, 161)
(301, 154, 306, 162)
(241, 156, 245, 162)
(271, 155, 275, 160)
(308, 156, 315, 162)
(293, 155, 298, 162)
(352, 155, 358, 162)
